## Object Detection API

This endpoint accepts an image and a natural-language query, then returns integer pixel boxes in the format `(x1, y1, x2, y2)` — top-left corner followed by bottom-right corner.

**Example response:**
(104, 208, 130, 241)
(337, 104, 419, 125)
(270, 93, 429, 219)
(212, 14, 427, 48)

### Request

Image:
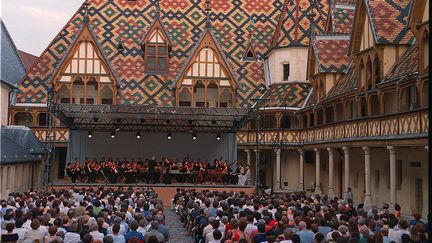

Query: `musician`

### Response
(238, 165, 250, 186)
(66, 162, 78, 183)
(148, 155, 157, 183)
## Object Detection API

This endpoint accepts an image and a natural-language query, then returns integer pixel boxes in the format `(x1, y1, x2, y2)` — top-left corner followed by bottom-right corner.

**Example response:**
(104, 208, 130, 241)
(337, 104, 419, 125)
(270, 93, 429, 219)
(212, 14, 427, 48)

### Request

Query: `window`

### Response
(243, 43, 257, 62)
(366, 58, 372, 90)
(374, 56, 381, 84)
(402, 86, 419, 111)
(145, 29, 168, 72)
(422, 31, 429, 71)
(283, 63, 290, 81)
(38, 113, 47, 126)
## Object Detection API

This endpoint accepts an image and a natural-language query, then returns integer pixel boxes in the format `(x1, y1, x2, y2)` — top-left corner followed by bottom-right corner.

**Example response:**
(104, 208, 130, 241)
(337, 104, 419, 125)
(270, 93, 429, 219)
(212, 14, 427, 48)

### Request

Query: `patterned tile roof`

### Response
(18, 50, 38, 72)
(325, 61, 357, 99)
(312, 35, 351, 73)
(262, 82, 311, 108)
(270, 0, 329, 50)
(366, 0, 414, 44)
(17, 0, 286, 108)
(331, 5, 355, 33)
(382, 44, 419, 82)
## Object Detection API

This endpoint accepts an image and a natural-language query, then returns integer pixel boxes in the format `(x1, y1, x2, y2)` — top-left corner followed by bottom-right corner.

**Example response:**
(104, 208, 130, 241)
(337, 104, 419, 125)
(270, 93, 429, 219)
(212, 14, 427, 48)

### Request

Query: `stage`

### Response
(48, 181, 255, 205)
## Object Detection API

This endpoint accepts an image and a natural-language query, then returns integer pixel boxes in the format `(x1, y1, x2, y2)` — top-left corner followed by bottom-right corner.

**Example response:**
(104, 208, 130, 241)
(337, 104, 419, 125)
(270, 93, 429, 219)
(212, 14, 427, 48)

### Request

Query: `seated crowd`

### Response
(66, 156, 250, 186)
(173, 189, 429, 243)
(1, 187, 169, 243)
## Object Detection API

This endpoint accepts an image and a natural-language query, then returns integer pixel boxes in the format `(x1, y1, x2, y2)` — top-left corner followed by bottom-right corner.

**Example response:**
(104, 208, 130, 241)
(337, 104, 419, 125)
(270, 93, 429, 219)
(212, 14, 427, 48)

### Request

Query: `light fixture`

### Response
(216, 134, 221, 140)
(136, 132, 141, 139)
(188, 119, 193, 125)
(192, 133, 197, 140)
(211, 120, 216, 125)
(166, 119, 171, 124)
(140, 118, 145, 124)
(111, 131, 115, 138)
(93, 117, 98, 123)
(167, 133, 172, 140)
(88, 131, 93, 138)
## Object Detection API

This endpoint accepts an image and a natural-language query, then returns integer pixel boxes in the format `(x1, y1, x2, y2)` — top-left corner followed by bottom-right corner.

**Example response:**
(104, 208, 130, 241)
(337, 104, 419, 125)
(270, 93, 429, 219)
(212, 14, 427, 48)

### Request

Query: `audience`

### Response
(173, 188, 429, 243)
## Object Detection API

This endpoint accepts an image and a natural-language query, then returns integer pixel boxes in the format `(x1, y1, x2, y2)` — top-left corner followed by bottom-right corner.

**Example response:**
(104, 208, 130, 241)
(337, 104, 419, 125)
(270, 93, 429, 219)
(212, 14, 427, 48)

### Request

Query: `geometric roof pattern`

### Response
(382, 44, 419, 83)
(17, 0, 330, 108)
(270, 0, 329, 50)
(366, 0, 414, 44)
(312, 35, 351, 73)
(325, 61, 358, 99)
(262, 82, 311, 108)
(331, 4, 355, 33)
(18, 50, 38, 72)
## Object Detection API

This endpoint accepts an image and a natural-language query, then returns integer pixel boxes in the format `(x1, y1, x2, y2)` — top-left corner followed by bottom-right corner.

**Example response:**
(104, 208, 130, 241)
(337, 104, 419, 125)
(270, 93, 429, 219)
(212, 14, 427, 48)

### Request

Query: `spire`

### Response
(205, 0, 211, 29)
(308, 0, 317, 38)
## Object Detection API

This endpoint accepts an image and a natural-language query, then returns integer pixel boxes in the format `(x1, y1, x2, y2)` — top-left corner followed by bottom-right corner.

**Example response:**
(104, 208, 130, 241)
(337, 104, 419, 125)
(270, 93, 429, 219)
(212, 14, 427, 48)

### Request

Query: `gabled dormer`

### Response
(52, 20, 119, 105)
(350, 0, 413, 92)
(408, 0, 429, 73)
(173, 29, 238, 108)
(242, 41, 258, 62)
(141, 12, 172, 73)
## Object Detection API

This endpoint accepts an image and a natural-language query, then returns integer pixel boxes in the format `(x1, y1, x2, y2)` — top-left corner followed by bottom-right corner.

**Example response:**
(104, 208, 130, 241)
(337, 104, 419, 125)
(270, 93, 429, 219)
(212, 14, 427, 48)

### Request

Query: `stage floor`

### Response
(49, 181, 255, 205)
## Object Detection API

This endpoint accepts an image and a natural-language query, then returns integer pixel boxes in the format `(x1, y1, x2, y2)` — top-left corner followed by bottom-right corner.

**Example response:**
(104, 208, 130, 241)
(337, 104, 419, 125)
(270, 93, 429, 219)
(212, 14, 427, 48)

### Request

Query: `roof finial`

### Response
(308, 0, 317, 37)
(205, 0, 211, 29)
(83, 0, 90, 23)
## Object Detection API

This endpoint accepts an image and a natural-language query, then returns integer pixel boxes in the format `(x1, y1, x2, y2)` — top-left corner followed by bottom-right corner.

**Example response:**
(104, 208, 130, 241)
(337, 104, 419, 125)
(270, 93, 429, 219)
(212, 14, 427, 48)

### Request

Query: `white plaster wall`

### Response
(267, 47, 309, 83)
(1, 84, 11, 126)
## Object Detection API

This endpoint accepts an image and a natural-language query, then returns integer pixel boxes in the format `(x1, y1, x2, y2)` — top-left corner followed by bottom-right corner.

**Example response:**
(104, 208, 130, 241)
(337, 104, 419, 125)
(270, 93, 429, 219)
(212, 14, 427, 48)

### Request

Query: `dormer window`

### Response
(142, 16, 172, 73)
(283, 63, 290, 81)
(145, 29, 168, 72)
(242, 42, 258, 62)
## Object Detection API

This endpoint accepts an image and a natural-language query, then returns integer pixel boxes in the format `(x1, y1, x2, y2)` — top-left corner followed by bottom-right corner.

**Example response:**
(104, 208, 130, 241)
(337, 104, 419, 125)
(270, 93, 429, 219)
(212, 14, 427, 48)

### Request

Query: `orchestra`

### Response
(65, 155, 249, 185)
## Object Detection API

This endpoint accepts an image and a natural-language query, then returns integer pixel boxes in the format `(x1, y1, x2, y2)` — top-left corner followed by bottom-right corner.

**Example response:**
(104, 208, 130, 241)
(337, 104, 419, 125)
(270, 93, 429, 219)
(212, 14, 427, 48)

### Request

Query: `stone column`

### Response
(327, 148, 335, 199)
(274, 149, 281, 190)
(362, 146, 372, 211)
(245, 149, 251, 166)
(387, 146, 396, 211)
(314, 149, 322, 195)
(298, 149, 304, 191)
(342, 147, 350, 193)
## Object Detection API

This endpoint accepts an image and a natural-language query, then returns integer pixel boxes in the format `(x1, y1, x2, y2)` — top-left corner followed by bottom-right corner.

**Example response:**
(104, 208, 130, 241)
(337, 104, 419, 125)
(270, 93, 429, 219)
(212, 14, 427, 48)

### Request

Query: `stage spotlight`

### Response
(192, 133, 197, 140)
(136, 132, 141, 139)
(140, 118, 145, 124)
(167, 133, 172, 140)
(116, 118, 122, 123)
(88, 131, 93, 138)
(212, 120, 216, 125)
(93, 117, 98, 123)
(188, 119, 193, 125)
(216, 134, 221, 140)
(111, 131, 115, 138)
(166, 119, 171, 124)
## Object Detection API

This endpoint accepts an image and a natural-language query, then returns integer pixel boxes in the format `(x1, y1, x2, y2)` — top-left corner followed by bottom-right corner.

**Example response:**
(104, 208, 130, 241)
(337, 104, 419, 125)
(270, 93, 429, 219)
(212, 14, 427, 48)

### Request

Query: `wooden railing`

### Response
(32, 127, 69, 143)
(237, 109, 428, 146)
(31, 109, 428, 145)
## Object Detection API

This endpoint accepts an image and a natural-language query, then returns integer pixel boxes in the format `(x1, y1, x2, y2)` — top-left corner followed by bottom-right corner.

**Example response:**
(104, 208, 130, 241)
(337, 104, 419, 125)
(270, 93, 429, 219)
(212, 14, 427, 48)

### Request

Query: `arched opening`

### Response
(401, 86, 419, 111)
(86, 78, 98, 104)
(58, 85, 71, 104)
(37, 113, 48, 126)
(374, 55, 381, 85)
(346, 100, 357, 119)
(366, 57, 372, 90)
(309, 113, 315, 127)
(72, 78, 85, 104)
(302, 115, 308, 128)
(316, 110, 324, 125)
(260, 114, 277, 129)
(359, 96, 367, 117)
(335, 102, 344, 121)
(325, 106, 334, 123)
(383, 91, 398, 114)
(100, 85, 113, 104)
(319, 80, 325, 100)
(193, 81, 205, 107)
(220, 89, 233, 108)
(422, 31, 429, 71)
(280, 115, 299, 129)
(421, 82, 428, 107)
(359, 61, 366, 90)
(369, 95, 380, 116)
(178, 88, 192, 107)
(13, 112, 33, 126)
(207, 82, 218, 108)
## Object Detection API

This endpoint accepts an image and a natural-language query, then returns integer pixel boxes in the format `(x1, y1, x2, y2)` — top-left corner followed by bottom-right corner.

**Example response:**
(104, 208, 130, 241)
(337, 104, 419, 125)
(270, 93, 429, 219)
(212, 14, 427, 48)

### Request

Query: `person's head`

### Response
(400, 233, 410, 243)
(82, 234, 93, 243)
(30, 219, 41, 230)
(150, 220, 159, 230)
(48, 225, 58, 236)
(129, 220, 138, 231)
(394, 204, 401, 211)
(298, 221, 307, 230)
(5, 223, 14, 233)
(70, 220, 80, 233)
(314, 233, 324, 243)
(398, 219, 408, 230)
(90, 222, 99, 232)
(103, 235, 114, 243)
(257, 223, 266, 233)
(112, 223, 120, 234)
(213, 229, 222, 240)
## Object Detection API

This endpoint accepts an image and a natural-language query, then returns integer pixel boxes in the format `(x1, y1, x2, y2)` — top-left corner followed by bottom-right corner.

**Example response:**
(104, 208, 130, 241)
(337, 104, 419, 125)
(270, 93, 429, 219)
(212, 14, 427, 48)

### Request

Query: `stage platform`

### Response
(48, 182, 255, 205)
